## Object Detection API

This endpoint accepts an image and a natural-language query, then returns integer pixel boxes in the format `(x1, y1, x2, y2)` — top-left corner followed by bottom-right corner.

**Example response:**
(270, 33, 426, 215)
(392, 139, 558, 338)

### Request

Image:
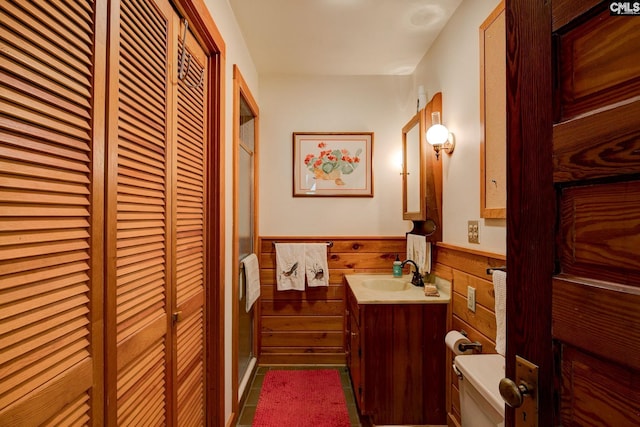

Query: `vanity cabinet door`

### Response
(344, 278, 447, 425)
(346, 286, 364, 411)
(349, 313, 363, 410)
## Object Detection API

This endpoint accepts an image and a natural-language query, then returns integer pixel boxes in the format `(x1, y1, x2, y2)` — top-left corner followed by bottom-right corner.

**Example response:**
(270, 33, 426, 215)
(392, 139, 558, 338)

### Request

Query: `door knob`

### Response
(500, 356, 539, 426)
(499, 377, 530, 408)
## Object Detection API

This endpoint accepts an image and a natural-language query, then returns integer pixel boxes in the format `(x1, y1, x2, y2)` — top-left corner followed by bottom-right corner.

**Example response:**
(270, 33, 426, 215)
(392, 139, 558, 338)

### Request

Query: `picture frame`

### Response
(293, 132, 373, 197)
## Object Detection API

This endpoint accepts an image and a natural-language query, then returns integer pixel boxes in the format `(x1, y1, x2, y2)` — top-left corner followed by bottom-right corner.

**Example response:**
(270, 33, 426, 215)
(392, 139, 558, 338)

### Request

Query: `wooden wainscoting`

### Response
(431, 243, 506, 427)
(258, 236, 406, 365)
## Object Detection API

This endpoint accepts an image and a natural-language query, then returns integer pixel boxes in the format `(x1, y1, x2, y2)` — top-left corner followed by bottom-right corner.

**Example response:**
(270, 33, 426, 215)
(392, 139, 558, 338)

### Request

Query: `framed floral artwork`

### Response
(293, 132, 373, 197)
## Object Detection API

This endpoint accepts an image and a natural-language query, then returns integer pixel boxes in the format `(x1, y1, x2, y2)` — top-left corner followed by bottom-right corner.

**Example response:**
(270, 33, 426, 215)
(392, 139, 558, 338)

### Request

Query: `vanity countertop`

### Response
(345, 273, 451, 304)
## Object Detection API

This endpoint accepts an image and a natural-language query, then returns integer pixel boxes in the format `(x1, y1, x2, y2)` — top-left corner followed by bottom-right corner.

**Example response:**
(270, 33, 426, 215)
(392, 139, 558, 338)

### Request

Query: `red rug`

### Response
(252, 369, 351, 427)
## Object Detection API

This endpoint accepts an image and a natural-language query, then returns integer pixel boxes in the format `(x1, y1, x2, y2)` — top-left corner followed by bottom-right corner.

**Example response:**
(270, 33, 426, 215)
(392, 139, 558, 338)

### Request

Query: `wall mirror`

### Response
(402, 109, 426, 221)
(480, 1, 507, 218)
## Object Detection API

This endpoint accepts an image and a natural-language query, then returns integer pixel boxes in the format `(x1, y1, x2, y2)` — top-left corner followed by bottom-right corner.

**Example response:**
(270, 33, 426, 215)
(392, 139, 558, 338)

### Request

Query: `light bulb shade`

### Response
(426, 124, 449, 146)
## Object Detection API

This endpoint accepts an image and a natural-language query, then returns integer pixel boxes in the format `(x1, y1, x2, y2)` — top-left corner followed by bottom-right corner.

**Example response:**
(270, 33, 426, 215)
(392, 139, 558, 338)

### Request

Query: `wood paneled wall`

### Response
(258, 236, 406, 365)
(430, 243, 506, 427)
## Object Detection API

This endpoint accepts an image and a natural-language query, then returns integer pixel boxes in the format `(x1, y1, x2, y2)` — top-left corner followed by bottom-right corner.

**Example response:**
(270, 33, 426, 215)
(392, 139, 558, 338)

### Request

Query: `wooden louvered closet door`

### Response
(0, 0, 209, 423)
(173, 20, 207, 427)
(0, 0, 105, 424)
(106, 0, 208, 424)
(106, 0, 176, 423)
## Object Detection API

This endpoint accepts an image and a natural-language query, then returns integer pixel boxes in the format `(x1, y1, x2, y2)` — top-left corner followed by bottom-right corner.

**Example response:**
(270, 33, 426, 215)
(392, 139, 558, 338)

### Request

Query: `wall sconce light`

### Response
(426, 111, 455, 160)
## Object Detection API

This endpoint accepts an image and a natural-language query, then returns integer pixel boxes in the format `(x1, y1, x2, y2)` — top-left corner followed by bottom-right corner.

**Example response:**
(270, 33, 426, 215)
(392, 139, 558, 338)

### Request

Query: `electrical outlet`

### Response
(468, 220, 479, 244)
(467, 286, 476, 312)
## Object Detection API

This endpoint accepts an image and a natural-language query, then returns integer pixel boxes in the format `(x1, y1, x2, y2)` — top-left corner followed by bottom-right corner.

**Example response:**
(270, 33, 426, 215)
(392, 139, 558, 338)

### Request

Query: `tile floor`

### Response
(236, 365, 362, 426)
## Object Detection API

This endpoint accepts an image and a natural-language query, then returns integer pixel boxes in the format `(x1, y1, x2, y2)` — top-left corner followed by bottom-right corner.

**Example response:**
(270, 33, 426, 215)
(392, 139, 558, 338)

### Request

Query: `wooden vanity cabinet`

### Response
(345, 284, 447, 425)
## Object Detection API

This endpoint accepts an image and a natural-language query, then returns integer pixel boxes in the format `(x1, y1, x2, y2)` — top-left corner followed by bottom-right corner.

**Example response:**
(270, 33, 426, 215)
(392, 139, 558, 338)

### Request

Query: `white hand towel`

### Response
(305, 243, 329, 287)
(406, 234, 431, 274)
(275, 243, 305, 291)
(241, 253, 260, 312)
(493, 270, 507, 356)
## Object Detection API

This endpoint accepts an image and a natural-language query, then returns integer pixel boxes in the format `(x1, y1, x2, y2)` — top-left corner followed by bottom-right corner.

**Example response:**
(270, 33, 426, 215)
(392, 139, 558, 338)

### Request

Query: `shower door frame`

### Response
(231, 64, 260, 419)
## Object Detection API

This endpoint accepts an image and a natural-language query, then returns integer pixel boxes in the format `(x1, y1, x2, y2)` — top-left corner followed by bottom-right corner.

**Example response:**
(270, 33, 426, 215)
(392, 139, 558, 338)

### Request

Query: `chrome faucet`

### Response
(400, 259, 424, 287)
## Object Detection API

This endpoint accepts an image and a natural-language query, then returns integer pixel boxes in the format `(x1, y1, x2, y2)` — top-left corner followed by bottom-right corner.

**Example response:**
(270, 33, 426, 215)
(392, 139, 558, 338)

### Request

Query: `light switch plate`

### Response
(467, 286, 476, 312)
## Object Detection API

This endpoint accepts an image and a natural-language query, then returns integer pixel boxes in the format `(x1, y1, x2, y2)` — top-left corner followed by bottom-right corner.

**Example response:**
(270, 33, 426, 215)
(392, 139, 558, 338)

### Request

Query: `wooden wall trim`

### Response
(436, 242, 505, 261)
(258, 236, 406, 365)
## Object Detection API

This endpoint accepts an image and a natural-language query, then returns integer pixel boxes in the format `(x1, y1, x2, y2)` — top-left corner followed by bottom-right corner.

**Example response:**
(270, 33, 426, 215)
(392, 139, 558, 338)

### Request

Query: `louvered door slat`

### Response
(0, 125, 91, 156)
(0, 4, 91, 72)
(0, 30, 89, 95)
(0, 307, 87, 360)
(2, 72, 91, 118)
(0, 339, 88, 409)
(119, 67, 166, 118)
(0, 102, 90, 141)
(0, 61, 89, 109)
(176, 309, 204, 426)
(32, 0, 93, 38)
(0, 42, 88, 98)
(0, 314, 88, 365)
(0, 143, 89, 171)
(0, 173, 89, 194)
(120, 24, 165, 80)
(42, 393, 90, 427)
(0, 293, 88, 335)
(17, 1, 92, 53)
(117, 341, 166, 424)
(116, 233, 165, 249)
(0, 0, 99, 422)
(0, 158, 89, 183)
(177, 102, 205, 133)
(178, 153, 204, 173)
(2, 86, 90, 129)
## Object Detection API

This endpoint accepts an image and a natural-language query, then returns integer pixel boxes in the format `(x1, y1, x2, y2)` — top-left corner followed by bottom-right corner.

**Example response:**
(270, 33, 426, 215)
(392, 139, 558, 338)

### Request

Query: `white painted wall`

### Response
(257, 0, 505, 254)
(414, 0, 506, 254)
(259, 74, 416, 236)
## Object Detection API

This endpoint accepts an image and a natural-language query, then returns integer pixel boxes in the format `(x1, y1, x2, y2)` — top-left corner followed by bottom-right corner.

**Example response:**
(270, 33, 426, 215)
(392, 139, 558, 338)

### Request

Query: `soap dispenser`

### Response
(393, 254, 403, 277)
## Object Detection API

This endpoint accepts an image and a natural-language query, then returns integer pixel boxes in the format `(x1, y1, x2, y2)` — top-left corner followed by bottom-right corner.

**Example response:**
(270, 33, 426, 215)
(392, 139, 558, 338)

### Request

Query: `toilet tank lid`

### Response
(454, 354, 505, 415)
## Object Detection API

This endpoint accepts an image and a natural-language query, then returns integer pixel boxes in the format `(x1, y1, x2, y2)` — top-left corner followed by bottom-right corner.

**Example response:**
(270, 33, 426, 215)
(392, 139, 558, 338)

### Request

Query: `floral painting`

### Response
(293, 132, 373, 197)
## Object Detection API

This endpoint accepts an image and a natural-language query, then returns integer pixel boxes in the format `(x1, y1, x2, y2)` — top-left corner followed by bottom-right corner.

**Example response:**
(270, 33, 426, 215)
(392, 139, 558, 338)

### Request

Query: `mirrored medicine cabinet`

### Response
(402, 109, 426, 221)
(401, 92, 443, 240)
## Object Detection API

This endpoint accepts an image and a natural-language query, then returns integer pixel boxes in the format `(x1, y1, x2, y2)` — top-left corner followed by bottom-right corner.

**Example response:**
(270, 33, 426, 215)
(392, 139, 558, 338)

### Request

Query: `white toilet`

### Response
(454, 354, 505, 427)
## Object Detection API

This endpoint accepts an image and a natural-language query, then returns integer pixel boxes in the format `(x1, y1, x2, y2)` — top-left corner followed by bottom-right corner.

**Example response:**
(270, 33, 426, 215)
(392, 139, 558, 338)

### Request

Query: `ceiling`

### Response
(228, 0, 462, 76)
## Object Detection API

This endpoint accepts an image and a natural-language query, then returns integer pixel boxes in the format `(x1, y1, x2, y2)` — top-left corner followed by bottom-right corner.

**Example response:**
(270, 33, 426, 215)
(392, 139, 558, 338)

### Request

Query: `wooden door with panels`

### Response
(551, 1, 640, 424)
(106, 0, 208, 424)
(506, 0, 640, 425)
(0, 0, 106, 424)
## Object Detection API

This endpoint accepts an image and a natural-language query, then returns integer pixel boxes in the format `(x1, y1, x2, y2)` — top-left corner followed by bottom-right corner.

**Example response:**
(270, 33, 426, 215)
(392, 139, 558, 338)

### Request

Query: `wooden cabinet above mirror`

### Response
(402, 92, 443, 240)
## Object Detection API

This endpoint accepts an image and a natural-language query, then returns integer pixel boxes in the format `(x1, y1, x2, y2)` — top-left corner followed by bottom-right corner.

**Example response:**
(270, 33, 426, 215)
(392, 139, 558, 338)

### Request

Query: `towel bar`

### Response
(272, 241, 333, 248)
(486, 266, 506, 274)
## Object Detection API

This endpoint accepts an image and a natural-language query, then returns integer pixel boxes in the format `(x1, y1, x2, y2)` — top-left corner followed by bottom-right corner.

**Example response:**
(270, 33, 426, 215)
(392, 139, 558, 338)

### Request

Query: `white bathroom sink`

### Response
(345, 274, 451, 304)
(361, 278, 411, 292)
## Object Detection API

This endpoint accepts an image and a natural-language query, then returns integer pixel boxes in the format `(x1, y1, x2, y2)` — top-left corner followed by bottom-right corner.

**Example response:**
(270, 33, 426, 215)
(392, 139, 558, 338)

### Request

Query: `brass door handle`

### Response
(500, 356, 539, 426)
(499, 377, 530, 408)
(172, 311, 182, 324)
